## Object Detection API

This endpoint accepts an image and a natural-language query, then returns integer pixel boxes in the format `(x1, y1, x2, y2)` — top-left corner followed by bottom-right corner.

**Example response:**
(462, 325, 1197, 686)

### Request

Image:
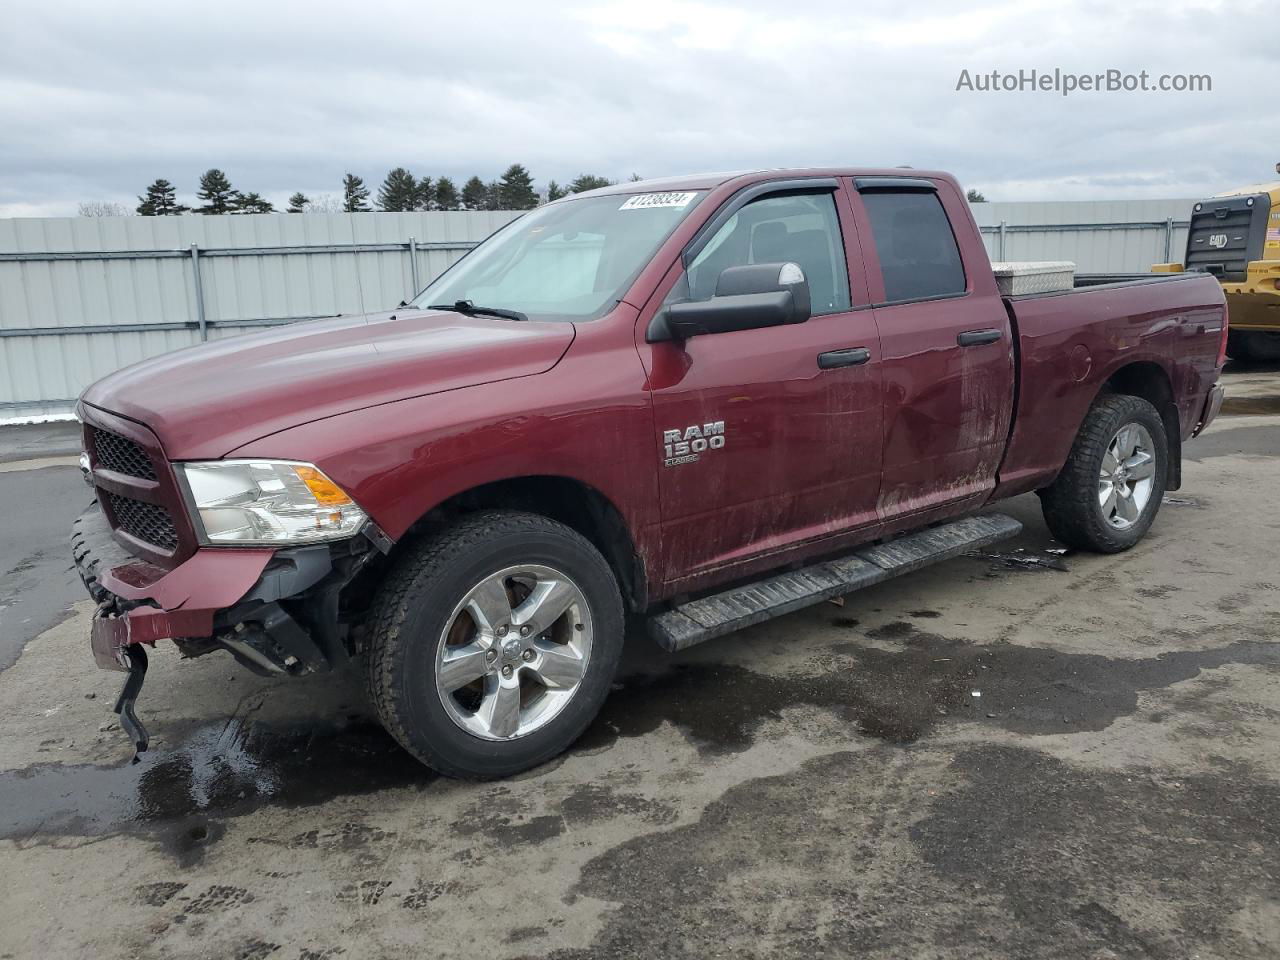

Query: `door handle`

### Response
(817, 347, 871, 369)
(957, 328, 1003, 347)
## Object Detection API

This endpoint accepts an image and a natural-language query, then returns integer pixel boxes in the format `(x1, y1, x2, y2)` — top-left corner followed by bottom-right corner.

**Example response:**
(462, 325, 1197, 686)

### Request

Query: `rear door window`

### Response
(862, 191, 967, 303)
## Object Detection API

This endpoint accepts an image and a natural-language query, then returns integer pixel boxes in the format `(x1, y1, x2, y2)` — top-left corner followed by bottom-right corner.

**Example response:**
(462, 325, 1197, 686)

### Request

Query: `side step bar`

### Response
(649, 513, 1022, 652)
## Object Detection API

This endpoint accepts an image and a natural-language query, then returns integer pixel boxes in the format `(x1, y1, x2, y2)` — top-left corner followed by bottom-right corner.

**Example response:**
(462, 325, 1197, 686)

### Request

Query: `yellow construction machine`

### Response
(1154, 165, 1280, 361)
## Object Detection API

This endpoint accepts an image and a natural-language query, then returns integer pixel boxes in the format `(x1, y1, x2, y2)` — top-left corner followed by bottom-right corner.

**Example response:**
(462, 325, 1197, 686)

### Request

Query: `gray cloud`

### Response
(1, 0, 1273, 216)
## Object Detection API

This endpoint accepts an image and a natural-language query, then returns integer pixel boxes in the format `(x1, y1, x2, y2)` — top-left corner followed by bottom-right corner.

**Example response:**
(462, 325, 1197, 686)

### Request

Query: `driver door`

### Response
(637, 185, 884, 591)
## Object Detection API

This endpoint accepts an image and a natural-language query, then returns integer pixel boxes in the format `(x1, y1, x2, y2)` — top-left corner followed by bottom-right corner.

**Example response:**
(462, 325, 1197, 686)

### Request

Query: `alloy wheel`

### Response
(434, 564, 593, 741)
(1098, 422, 1157, 530)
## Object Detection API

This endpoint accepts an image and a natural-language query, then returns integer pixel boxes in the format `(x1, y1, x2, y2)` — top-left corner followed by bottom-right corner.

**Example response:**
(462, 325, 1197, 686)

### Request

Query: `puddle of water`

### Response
(4, 627, 1276, 854)
(0, 719, 433, 847)
(580, 631, 1280, 756)
(576, 657, 968, 753)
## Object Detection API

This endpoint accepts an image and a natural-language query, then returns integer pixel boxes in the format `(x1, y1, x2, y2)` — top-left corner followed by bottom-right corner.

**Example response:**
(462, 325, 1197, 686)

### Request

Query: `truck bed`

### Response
(1013, 271, 1210, 296)
(994, 271, 1225, 499)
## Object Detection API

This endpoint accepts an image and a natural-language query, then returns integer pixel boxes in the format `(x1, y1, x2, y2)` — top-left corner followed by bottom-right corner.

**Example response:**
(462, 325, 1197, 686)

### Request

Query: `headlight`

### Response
(178, 460, 367, 545)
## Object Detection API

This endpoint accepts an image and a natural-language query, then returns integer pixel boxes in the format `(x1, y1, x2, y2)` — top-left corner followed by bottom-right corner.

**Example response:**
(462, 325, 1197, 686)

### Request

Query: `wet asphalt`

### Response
(0, 462, 89, 669)
(0, 369, 1278, 959)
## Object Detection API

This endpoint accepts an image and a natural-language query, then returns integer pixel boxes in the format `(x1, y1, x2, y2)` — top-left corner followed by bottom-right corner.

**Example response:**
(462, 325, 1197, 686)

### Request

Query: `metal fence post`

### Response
(189, 243, 208, 341)
(408, 237, 420, 297)
(998, 220, 1008, 261)
(1163, 217, 1174, 263)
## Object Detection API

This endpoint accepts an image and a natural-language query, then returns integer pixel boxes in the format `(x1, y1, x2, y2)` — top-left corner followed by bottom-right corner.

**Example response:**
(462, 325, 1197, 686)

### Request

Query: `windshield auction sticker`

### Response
(620, 192, 697, 210)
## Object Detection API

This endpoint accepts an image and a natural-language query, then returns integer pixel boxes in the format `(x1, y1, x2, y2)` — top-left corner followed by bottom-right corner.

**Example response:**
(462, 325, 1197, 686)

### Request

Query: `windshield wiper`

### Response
(426, 299, 528, 322)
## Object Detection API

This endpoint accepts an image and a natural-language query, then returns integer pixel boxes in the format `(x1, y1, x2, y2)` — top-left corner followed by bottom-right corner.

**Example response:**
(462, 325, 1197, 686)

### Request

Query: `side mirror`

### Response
(648, 262, 812, 342)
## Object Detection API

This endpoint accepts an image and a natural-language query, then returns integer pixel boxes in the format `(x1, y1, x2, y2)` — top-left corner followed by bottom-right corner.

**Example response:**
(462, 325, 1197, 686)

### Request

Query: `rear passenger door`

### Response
(848, 178, 1014, 522)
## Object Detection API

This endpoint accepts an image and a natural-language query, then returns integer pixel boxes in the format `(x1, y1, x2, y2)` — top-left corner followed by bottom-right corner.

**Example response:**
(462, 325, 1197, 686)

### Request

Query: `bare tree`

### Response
(305, 193, 345, 213)
(78, 201, 131, 217)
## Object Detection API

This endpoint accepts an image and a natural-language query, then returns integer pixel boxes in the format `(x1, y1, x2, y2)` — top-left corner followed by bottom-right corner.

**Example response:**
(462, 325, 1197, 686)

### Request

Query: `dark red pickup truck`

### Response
(72, 168, 1227, 777)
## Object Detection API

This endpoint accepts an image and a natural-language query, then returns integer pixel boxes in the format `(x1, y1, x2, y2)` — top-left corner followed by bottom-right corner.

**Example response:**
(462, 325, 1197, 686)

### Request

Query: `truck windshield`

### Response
(412, 191, 706, 321)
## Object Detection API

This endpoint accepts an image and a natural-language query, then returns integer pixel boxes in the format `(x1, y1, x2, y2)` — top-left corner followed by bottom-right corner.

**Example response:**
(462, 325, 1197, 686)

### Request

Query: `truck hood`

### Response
(81, 309, 576, 459)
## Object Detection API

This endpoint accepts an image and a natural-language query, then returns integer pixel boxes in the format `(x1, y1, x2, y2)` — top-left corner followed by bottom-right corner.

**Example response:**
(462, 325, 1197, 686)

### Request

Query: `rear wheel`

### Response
(364, 511, 624, 778)
(1039, 394, 1168, 553)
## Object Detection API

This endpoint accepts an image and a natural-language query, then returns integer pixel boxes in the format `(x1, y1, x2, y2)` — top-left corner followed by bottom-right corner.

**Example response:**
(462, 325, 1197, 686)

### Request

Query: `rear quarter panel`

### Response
(995, 274, 1225, 498)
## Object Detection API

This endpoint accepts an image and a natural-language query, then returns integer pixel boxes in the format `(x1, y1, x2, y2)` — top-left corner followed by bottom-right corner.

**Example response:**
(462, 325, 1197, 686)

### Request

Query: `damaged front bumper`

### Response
(72, 504, 274, 757)
(73, 504, 277, 670)
(72, 503, 380, 755)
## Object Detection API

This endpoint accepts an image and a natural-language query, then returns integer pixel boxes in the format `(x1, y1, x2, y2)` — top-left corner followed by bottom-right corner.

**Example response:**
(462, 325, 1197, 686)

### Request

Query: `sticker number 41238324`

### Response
(620, 192, 698, 211)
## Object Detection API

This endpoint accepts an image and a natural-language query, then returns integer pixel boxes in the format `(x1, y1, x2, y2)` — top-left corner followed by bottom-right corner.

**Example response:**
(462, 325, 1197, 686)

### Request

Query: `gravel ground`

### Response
(1, 368, 1278, 960)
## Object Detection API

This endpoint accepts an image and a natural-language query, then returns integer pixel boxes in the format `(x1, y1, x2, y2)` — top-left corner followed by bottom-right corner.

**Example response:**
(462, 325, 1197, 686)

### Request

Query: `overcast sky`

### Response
(0, 0, 1272, 217)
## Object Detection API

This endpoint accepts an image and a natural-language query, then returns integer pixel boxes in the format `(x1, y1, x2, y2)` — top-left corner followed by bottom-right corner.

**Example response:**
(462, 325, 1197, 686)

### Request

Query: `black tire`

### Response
(1227, 331, 1251, 362)
(1038, 394, 1169, 553)
(364, 510, 624, 779)
(1232, 331, 1280, 363)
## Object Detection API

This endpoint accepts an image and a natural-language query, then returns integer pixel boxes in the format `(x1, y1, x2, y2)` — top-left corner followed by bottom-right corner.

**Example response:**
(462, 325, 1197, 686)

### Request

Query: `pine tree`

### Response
(230, 191, 274, 214)
(485, 181, 501, 210)
(377, 167, 418, 211)
(461, 176, 488, 210)
(413, 176, 434, 211)
(287, 192, 311, 213)
(966, 188, 987, 203)
(342, 173, 371, 212)
(136, 179, 188, 216)
(434, 177, 460, 210)
(196, 169, 236, 214)
(497, 164, 538, 210)
(569, 174, 613, 194)
(629, 173, 643, 182)
(546, 180, 565, 202)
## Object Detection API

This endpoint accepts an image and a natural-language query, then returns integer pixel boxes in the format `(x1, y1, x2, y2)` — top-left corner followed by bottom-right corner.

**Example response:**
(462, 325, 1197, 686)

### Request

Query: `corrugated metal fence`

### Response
(0, 199, 1197, 419)
(0, 211, 520, 418)
(973, 198, 1195, 272)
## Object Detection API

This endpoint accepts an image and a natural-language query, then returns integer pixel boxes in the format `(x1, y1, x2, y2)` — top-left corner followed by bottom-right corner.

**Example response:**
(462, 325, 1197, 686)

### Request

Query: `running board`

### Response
(649, 513, 1022, 652)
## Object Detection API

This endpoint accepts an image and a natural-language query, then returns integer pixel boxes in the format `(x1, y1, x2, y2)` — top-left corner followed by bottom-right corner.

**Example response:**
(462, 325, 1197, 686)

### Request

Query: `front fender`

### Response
(227, 313, 660, 566)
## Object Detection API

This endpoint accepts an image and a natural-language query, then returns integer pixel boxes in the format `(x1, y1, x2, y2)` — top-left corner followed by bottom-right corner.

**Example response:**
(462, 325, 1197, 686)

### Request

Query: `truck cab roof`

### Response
(572, 167, 961, 199)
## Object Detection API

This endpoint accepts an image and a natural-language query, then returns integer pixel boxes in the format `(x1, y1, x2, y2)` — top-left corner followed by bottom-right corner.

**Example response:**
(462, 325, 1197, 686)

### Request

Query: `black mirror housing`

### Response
(648, 261, 812, 342)
(664, 290, 796, 340)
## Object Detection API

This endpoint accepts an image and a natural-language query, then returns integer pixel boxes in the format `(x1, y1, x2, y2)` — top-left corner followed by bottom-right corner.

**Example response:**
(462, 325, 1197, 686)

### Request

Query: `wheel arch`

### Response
(377, 475, 648, 613)
(1095, 360, 1182, 490)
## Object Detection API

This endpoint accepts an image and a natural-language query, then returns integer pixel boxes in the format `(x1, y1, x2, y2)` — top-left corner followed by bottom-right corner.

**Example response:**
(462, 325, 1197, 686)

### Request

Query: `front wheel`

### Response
(364, 511, 625, 778)
(1039, 394, 1169, 553)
